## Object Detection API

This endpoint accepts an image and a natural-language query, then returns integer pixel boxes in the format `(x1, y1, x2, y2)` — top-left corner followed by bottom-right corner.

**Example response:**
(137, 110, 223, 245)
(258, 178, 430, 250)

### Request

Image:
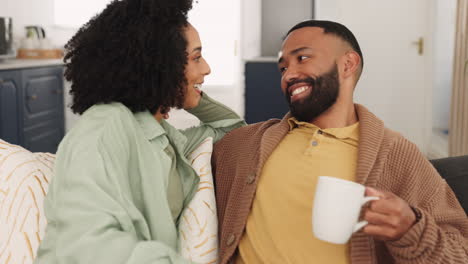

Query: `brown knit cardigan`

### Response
(212, 104, 468, 264)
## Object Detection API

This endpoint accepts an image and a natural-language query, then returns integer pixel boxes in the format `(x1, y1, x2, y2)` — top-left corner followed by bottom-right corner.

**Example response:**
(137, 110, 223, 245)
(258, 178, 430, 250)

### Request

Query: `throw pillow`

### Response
(0, 140, 55, 264)
(178, 137, 219, 264)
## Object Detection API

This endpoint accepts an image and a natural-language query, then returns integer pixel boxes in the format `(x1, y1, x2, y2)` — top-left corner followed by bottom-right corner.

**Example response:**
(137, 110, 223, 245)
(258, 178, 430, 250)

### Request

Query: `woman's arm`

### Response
(180, 93, 246, 154)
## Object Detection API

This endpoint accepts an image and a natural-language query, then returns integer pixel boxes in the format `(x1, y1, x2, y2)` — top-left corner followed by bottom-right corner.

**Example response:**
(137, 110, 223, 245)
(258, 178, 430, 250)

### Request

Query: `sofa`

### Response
(430, 155, 468, 215)
(0, 139, 219, 263)
(0, 139, 467, 263)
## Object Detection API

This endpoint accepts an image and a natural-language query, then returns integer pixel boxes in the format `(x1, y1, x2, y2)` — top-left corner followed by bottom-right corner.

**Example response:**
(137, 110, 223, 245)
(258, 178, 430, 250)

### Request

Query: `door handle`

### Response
(412, 37, 424, 55)
(28, 95, 38, 100)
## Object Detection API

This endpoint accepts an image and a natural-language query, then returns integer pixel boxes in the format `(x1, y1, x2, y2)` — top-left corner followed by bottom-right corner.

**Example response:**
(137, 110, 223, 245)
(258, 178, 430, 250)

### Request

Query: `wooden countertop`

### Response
(0, 59, 64, 71)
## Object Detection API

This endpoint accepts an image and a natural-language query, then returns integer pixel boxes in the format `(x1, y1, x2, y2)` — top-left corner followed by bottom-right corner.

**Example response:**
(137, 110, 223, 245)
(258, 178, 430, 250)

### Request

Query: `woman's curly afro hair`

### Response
(65, 0, 193, 115)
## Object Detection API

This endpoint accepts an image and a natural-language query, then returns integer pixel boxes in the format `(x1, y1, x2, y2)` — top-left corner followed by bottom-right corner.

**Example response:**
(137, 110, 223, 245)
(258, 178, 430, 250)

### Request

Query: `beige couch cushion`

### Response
(0, 140, 55, 264)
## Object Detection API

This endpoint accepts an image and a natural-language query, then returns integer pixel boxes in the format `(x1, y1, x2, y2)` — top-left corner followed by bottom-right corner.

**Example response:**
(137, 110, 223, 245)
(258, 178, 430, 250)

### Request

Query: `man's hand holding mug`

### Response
(362, 187, 417, 241)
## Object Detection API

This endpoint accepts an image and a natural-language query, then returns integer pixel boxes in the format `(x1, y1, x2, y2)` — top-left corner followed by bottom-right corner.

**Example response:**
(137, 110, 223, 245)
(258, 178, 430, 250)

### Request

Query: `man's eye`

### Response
(279, 67, 287, 73)
(299, 55, 309, 61)
(194, 56, 202, 62)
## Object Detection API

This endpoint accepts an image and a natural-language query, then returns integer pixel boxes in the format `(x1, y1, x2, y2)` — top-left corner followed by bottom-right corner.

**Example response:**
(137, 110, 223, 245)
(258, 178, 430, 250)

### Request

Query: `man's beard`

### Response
(285, 64, 340, 122)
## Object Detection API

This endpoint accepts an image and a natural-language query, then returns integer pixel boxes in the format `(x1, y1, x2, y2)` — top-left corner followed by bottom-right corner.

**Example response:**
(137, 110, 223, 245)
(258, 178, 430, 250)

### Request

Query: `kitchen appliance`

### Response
(25, 25, 46, 40)
(17, 25, 62, 59)
(0, 17, 14, 59)
(21, 25, 52, 50)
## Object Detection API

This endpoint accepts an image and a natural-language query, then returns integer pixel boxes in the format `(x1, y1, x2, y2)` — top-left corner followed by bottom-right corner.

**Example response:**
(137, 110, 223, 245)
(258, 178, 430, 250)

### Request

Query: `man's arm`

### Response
(364, 137, 468, 263)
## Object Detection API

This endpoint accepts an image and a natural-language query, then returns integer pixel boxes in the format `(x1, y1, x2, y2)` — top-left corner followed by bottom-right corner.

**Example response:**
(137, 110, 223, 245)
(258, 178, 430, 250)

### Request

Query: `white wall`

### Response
(241, 0, 262, 60)
(432, 0, 456, 131)
(0, 0, 77, 49)
(261, 0, 313, 56)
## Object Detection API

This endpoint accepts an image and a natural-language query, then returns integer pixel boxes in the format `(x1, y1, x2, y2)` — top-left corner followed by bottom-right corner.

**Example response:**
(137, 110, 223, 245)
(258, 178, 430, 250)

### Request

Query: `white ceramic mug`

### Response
(312, 176, 379, 244)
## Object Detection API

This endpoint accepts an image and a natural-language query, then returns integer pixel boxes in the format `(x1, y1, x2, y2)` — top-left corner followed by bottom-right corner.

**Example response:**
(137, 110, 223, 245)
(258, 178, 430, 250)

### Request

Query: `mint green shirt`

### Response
(34, 94, 245, 264)
(165, 143, 184, 222)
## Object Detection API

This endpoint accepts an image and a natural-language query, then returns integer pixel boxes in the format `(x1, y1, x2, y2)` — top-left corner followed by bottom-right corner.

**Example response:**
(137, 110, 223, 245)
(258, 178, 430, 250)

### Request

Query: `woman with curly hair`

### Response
(34, 0, 245, 263)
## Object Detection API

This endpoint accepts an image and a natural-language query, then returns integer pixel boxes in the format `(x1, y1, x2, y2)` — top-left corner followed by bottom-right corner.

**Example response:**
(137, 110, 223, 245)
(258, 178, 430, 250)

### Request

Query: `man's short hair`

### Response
(287, 20, 364, 69)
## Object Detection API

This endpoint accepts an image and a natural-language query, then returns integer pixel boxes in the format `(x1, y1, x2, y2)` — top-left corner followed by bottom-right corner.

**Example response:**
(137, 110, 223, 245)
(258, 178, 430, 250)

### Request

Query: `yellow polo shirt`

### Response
(235, 118, 360, 264)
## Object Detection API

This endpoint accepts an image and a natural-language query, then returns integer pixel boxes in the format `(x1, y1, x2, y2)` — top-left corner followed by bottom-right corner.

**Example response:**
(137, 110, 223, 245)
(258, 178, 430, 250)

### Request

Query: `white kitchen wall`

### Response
(54, 0, 110, 28)
(241, 0, 262, 60)
(0, 0, 76, 49)
(432, 0, 456, 131)
(261, 0, 313, 56)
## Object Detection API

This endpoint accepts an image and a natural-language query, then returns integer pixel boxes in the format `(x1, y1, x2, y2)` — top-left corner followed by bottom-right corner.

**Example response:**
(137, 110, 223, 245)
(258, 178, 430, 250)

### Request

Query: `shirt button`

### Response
(226, 234, 236, 247)
(246, 172, 256, 184)
(311, 141, 318, 147)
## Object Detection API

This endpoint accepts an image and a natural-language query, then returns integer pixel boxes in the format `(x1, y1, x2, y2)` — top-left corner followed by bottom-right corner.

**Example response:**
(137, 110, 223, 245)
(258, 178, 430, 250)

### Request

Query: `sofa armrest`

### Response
(430, 155, 468, 215)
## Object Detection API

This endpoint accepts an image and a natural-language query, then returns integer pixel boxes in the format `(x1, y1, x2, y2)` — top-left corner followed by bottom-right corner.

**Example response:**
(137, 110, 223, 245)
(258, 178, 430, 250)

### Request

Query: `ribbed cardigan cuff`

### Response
(387, 207, 438, 261)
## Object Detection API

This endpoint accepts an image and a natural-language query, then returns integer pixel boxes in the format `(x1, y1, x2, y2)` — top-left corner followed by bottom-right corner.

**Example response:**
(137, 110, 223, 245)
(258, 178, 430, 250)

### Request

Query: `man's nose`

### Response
(282, 66, 301, 83)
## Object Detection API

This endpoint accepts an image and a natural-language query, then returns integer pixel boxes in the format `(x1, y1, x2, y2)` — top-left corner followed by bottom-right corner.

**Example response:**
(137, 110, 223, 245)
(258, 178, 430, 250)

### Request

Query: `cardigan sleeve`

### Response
(382, 137, 468, 263)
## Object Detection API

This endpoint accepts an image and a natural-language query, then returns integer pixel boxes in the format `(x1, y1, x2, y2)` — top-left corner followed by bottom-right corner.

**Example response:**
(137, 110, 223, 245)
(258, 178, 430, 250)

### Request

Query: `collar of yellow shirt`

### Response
(287, 117, 359, 141)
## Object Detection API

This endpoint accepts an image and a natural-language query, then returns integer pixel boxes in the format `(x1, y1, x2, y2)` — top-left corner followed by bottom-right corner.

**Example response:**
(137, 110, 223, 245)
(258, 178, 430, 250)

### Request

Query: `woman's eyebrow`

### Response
(191, 47, 202, 53)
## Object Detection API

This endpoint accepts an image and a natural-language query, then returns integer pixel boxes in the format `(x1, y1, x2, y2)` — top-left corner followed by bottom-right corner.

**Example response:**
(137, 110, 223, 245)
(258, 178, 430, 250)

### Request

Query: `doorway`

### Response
(430, 0, 457, 159)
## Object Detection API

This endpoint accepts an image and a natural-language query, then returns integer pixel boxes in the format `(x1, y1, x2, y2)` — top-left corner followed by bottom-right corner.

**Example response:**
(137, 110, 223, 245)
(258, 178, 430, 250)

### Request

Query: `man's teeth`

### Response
(291, 86, 309, 96)
(194, 84, 202, 90)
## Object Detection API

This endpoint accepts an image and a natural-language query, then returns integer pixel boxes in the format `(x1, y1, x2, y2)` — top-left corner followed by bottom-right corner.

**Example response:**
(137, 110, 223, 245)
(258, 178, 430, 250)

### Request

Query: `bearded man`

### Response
(211, 20, 468, 264)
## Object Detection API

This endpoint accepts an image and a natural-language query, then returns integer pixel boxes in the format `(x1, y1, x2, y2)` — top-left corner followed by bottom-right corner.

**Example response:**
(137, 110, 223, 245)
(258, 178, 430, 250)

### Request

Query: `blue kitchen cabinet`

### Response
(0, 70, 21, 144)
(0, 66, 64, 153)
(245, 60, 289, 124)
